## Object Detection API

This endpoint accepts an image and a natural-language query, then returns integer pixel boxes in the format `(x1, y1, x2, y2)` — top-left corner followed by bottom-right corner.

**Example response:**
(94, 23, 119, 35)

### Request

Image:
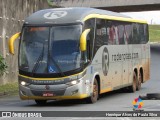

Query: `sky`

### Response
(121, 11, 160, 24)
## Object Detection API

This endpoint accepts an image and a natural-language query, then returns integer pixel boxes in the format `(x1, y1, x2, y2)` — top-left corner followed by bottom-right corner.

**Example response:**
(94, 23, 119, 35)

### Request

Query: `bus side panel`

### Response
(102, 45, 123, 90)
(142, 43, 150, 82)
(91, 46, 112, 92)
(82, 66, 94, 96)
(128, 45, 133, 84)
(109, 45, 130, 89)
(91, 45, 133, 92)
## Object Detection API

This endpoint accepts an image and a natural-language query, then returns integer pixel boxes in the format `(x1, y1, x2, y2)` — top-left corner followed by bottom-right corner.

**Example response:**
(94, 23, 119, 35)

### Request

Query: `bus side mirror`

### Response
(8, 32, 21, 55)
(80, 29, 90, 51)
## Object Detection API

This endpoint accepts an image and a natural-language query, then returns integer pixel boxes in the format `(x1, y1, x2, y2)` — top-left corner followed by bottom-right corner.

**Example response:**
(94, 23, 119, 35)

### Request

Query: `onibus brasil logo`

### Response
(132, 98, 144, 111)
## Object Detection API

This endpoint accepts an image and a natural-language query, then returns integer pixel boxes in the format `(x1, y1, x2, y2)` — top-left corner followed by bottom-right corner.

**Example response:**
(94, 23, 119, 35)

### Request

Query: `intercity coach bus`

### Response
(9, 7, 150, 105)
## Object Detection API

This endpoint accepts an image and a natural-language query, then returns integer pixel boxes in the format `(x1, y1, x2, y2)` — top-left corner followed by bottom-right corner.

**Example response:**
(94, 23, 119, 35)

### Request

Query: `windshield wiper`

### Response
(31, 43, 66, 77)
(32, 44, 45, 73)
(48, 53, 66, 77)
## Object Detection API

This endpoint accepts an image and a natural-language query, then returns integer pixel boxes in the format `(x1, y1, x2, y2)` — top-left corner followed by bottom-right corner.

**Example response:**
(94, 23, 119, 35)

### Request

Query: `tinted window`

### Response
(132, 23, 140, 44)
(107, 21, 119, 45)
(94, 19, 107, 55)
(131, 23, 148, 44)
(84, 18, 96, 59)
(139, 24, 149, 44)
(124, 23, 132, 44)
(106, 21, 132, 45)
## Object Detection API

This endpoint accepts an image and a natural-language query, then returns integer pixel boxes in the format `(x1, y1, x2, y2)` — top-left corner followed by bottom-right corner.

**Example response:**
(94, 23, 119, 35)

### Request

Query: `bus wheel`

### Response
(129, 71, 137, 93)
(35, 100, 47, 105)
(86, 78, 99, 103)
(137, 71, 142, 91)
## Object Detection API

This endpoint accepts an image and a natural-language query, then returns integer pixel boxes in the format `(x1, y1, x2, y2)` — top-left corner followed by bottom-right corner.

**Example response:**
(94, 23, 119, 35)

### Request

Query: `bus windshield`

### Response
(19, 25, 82, 74)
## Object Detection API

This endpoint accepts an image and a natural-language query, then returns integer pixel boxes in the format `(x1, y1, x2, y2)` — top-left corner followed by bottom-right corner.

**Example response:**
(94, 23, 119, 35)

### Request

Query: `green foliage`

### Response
(149, 25, 160, 42)
(0, 54, 7, 76)
(0, 82, 18, 95)
(47, 0, 60, 7)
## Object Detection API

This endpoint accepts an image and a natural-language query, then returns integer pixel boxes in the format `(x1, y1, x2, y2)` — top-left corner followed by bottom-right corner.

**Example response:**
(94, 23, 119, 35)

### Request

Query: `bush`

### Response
(0, 54, 7, 76)
(47, 0, 60, 7)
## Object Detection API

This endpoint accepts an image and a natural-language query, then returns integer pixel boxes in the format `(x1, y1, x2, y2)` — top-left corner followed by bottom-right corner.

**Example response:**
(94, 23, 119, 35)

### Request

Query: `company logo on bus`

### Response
(44, 11, 67, 19)
(45, 85, 50, 90)
(102, 47, 109, 76)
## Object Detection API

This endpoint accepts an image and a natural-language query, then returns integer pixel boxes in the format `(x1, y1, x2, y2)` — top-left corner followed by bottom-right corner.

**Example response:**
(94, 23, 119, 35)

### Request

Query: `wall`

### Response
(0, 0, 50, 84)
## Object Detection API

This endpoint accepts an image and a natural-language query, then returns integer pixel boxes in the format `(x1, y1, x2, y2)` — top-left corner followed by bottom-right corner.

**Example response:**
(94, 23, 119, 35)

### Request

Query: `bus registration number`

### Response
(43, 92, 54, 97)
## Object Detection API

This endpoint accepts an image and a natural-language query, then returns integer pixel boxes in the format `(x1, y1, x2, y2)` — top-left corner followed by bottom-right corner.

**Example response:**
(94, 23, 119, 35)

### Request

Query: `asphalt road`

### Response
(0, 44, 160, 120)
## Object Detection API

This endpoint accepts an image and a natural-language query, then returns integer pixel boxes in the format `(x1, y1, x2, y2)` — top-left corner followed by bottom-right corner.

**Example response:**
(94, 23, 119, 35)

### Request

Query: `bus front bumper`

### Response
(19, 78, 90, 100)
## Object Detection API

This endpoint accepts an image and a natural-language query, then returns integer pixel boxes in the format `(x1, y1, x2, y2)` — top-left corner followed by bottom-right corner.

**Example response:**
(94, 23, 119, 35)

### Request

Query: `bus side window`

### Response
(132, 23, 140, 44)
(145, 24, 149, 43)
(106, 21, 119, 45)
(83, 18, 96, 61)
(139, 24, 145, 44)
(127, 23, 133, 44)
(95, 19, 107, 54)
(138, 24, 149, 44)
(106, 21, 113, 45)
(123, 23, 132, 45)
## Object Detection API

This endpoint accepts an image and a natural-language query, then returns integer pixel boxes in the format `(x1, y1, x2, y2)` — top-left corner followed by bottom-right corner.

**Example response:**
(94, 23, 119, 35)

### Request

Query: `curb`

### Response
(0, 92, 7, 96)
(0, 90, 18, 97)
(0, 92, 10, 98)
(150, 42, 160, 44)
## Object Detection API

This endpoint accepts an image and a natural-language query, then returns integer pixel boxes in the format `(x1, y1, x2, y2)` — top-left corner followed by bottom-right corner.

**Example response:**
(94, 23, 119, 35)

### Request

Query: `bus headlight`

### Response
(20, 81, 30, 86)
(21, 81, 26, 86)
(71, 80, 78, 85)
(66, 80, 80, 86)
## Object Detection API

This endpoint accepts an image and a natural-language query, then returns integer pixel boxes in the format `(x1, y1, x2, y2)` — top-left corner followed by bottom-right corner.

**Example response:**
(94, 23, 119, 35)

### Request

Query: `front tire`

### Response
(35, 100, 47, 105)
(86, 78, 99, 103)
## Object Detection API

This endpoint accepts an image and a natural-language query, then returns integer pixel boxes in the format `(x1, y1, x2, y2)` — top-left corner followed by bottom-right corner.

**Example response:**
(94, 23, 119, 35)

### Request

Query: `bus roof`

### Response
(24, 7, 147, 25)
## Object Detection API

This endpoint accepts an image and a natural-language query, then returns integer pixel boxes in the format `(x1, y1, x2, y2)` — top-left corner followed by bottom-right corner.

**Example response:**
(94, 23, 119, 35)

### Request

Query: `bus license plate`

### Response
(43, 92, 54, 97)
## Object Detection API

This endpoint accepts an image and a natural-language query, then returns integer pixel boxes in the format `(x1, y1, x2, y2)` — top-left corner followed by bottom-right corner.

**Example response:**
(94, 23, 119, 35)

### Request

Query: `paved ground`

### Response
(0, 44, 160, 120)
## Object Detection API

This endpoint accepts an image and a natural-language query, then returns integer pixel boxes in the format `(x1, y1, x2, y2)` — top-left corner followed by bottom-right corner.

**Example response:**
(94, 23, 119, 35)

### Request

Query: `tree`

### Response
(47, 0, 61, 7)
(0, 54, 7, 76)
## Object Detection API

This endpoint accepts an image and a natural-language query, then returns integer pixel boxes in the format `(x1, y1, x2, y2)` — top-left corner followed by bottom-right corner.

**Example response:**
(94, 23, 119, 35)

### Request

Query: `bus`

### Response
(9, 7, 150, 105)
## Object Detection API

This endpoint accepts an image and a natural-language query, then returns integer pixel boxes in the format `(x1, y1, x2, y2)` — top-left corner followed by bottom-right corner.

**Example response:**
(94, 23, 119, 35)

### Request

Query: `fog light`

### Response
(72, 89, 78, 95)
(21, 81, 26, 86)
(20, 90, 27, 95)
